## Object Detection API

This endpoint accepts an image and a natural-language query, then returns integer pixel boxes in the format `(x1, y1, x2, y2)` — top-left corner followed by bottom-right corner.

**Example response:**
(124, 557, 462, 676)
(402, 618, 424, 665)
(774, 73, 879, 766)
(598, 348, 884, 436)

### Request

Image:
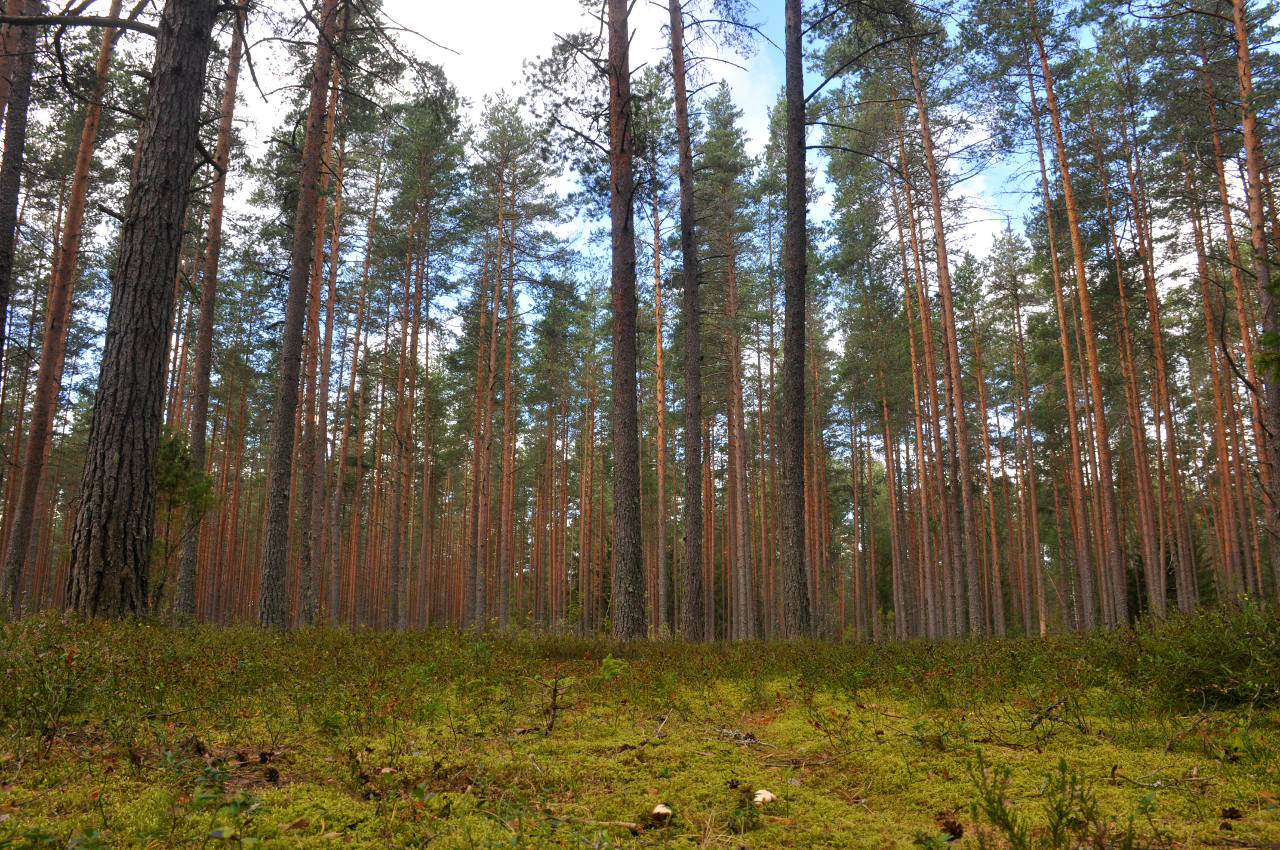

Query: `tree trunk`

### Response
(652, 183, 670, 633)
(0, 0, 38, 376)
(175, 0, 245, 618)
(1224, 2, 1280, 594)
(66, 0, 220, 617)
(257, 0, 339, 629)
(1087, 112, 1162, 616)
(1030, 9, 1125, 626)
(1025, 54, 1096, 631)
(4, 0, 125, 612)
(726, 240, 757, 639)
(779, 0, 811, 637)
(498, 235, 516, 629)
(667, 0, 703, 641)
(608, 0, 644, 640)
(907, 45, 984, 636)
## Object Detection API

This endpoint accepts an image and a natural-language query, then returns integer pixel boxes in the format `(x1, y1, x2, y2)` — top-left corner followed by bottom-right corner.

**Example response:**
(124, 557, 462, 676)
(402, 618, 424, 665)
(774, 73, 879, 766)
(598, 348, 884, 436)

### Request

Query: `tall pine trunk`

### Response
(907, 45, 985, 636)
(1025, 55, 1096, 630)
(608, 0, 645, 639)
(780, 0, 812, 637)
(5, 0, 124, 612)
(176, 0, 245, 618)
(66, 0, 220, 617)
(257, 0, 339, 628)
(1030, 9, 1126, 626)
(0, 0, 38, 375)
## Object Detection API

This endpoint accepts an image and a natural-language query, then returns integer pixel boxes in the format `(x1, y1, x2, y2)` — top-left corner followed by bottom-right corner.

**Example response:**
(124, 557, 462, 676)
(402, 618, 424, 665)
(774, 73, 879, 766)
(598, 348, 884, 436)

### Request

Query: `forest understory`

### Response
(1, 605, 1278, 849)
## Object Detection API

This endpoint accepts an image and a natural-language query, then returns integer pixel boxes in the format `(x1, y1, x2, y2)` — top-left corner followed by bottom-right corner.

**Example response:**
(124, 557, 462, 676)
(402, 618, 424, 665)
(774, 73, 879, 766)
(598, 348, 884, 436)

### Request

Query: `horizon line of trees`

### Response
(0, 0, 1277, 640)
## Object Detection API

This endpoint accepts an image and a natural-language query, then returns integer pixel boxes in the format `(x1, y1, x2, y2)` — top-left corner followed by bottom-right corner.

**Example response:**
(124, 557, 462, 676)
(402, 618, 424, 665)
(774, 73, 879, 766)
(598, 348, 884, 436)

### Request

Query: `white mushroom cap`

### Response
(752, 789, 778, 806)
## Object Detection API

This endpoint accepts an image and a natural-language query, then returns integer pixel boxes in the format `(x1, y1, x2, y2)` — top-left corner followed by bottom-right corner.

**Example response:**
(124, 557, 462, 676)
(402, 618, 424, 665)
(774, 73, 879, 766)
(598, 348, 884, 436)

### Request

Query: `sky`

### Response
(376, 0, 786, 158)
(133, 0, 1013, 265)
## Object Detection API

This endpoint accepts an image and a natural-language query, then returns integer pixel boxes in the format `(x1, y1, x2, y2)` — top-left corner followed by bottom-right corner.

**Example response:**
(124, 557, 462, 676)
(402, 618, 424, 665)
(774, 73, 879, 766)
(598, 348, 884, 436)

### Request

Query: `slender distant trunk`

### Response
(651, 183, 671, 632)
(891, 171, 938, 636)
(4, 0, 125, 613)
(1183, 148, 1244, 600)
(726, 239, 757, 640)
(1030, 10, 1125, 626)
(333, 153, 380, 625)
(66, 0, 220, 617)
(1011, 280, 1046, 634)
(174, 1, 244, 619)
(475, 226, 503, 627)
(893, 130, 955, 637)
(498, 235, 516, 629)
(315, 134, 344, 624)
(257, 0, 340, 629)
(0, 0, 38, 374)
(1119, 89, 1195, 612)
(464, 242, 491, 627)
(1089, 112, 1162, 615)
(669, 0, 703, 641)
(970, 314, 1005, 634)
(1025, 54, 1096, 631)
(879, 378, 907, 639)
(608, 0, 644, 640)
(1226, 1, 1280, 593)
(907, 46, 984, 636)
(297, 55, 341, 627)
(780, 0, 811, 637)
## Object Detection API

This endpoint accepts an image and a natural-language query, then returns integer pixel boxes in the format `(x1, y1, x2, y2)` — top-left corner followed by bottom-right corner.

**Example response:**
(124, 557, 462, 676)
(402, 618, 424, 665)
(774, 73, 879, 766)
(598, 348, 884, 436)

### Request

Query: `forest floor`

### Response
(1, 606, 1278, 849)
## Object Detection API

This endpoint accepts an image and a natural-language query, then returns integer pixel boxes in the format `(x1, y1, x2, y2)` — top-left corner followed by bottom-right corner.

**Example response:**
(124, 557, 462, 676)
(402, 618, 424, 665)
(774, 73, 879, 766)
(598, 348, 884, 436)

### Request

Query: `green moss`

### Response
(1, 611, 1279, 847)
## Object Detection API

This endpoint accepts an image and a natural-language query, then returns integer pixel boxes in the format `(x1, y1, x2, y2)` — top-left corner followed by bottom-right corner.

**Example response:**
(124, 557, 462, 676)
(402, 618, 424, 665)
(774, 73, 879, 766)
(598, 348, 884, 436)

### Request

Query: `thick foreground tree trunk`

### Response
(780, 0, 812, 637)
(66, 0, 220, 617)
(608, 0, 645, 639)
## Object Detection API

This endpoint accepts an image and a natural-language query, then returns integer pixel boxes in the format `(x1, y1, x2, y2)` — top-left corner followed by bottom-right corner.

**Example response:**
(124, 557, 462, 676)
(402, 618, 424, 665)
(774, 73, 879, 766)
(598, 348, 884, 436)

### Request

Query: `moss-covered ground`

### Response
(1, 605, 1278, 848)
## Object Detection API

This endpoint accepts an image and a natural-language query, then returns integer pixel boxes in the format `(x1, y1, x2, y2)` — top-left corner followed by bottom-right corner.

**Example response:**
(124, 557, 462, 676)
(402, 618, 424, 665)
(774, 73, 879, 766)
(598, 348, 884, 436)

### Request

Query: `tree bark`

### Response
(0, 0, 38, 376)
(66, 0, 220, 617)
(667, 0, 703, 641)
(907, 45, 985, 636)
(608, 0, 644, 639)
(1227, 0, 1280, 594)
(780, 0, 811, 637)
(257, 0, 339, 629)
(4, 0, 125, 613)
(1025, 54, 1096, 631)
(175, 0, 245, 619)
(1030, 8, 1125, 626)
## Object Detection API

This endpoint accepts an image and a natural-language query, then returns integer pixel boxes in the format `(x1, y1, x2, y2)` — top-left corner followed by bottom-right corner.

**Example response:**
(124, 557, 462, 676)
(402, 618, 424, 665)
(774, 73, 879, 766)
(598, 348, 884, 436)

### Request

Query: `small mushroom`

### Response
(640, 802, 674, 828)
(752, 788, 778, 807)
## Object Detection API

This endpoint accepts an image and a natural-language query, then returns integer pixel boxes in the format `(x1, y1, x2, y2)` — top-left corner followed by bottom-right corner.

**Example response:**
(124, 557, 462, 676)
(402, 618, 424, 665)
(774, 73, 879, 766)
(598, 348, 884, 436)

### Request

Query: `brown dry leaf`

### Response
(283, 817, 310, 832)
